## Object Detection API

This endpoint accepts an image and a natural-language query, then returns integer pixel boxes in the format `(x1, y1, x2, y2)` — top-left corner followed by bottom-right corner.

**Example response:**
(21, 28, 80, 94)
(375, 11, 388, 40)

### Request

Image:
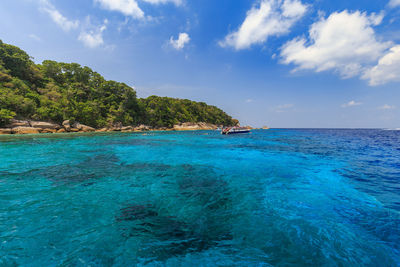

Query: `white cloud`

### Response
(273, 103, 294, 112)
(341, 100, 362, 108)
(78, 19, 108, 48)
(39, 0, 79, 31)
(245, 99, 254, 103)
(94, 0, 144, 19)
(28, 34, 41, 41)
(142, 0, 182, 6)
(94, 0, 181, 19)
(389, 0, 400, 8)
(363, 45, 400, 86)
(378, 104, 396, 110)
(219, 0, 308, 50)
(277, 103, 293, 109)
(78, 31, 104, 48)
(169, 32, 190, 50)
(281, 10, 391, 79)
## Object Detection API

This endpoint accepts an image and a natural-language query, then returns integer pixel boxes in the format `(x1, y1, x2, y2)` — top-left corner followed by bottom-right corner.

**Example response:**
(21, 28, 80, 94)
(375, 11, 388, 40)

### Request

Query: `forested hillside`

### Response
(0, 40, 237, 128)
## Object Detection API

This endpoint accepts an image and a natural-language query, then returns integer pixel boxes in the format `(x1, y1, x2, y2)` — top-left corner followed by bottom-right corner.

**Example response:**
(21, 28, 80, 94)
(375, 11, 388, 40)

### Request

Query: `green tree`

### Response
(0, 108, 16, 126)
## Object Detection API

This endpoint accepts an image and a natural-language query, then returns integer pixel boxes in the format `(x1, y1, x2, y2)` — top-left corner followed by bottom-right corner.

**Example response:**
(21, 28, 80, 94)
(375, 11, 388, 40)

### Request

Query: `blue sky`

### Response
(1, 0, 400, 128)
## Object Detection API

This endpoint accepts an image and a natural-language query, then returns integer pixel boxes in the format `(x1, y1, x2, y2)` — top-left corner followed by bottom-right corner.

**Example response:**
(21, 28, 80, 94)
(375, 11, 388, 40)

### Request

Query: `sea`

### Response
(0, 129, 399, 266)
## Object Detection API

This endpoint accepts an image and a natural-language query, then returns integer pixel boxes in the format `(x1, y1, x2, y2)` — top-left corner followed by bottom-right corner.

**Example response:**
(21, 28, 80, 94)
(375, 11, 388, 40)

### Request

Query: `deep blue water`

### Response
(0, 129, 399, 266)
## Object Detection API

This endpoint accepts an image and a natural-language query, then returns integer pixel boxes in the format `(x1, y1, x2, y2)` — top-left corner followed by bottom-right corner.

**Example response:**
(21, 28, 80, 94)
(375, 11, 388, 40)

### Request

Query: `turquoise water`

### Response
(0, 129, 399, 266)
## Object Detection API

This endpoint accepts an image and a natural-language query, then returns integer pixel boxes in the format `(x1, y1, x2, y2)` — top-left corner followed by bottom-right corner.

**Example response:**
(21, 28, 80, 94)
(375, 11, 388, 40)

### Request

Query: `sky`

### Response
(1, 0, 400, 128)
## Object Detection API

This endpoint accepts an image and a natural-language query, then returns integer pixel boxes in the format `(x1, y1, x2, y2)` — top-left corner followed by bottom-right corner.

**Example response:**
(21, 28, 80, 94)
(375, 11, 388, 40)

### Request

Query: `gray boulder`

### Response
(30, 121, 61, 130)
(6, 119, 30, 128)
(62, 120, 71, 131)
(72, 122, 95, 132)
(135, 125, 150, 131)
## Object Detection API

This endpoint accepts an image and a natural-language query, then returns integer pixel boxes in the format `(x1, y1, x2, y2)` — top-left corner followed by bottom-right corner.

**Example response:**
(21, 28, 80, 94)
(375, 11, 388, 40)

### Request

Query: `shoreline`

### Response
(0, 120, 223, 136)
(0, 129, 215, 137)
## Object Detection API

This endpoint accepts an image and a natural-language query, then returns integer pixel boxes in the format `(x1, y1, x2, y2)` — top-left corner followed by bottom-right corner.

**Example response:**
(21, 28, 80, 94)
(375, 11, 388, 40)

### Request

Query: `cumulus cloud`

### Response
(341, 100, 362, 108)
(219, 0, 308, 50)
(94, 0, 182, 19)
(142, 0, 182, 5)
(389, 0, 400, 8)
(78, 30, 105, 48)
(378, 104, 396, 110)
(94, 0, 144, 19)
(281, 10, 391, 79)
(363, 45, 400, 86)
(39, 0, 79, 31)
(169, 32, 190, 50)
(78, 19, 108, 48)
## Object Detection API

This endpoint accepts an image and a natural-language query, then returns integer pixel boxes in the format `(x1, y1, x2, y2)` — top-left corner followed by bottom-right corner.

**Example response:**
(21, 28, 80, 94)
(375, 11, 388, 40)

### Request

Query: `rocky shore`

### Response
(173, 122, 218, 131)
(0, 120, 220, 135)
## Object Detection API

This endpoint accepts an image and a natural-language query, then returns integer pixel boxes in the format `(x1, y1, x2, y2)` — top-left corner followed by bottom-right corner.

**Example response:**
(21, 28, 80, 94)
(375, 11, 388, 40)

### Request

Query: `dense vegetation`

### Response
(139, 96, 238, 128)
(0, 40, 236, 128)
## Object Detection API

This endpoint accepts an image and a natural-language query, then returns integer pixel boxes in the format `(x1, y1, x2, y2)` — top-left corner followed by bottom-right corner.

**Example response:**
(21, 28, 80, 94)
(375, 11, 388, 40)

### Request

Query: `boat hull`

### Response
(222, 130, 250, 135)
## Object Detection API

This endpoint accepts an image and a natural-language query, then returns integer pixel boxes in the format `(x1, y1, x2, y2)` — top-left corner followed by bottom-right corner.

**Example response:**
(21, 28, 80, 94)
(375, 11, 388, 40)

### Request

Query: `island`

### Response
(0, 40, 238, 134)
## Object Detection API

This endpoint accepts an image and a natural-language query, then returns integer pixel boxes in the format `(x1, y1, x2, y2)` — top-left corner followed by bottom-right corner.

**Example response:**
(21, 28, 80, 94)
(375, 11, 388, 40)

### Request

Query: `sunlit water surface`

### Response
(0, 129, 399, 266)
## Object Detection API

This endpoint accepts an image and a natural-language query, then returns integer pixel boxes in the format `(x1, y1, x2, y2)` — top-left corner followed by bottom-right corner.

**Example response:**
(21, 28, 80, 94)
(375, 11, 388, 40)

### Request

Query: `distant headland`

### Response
(0, 40, 238, 134)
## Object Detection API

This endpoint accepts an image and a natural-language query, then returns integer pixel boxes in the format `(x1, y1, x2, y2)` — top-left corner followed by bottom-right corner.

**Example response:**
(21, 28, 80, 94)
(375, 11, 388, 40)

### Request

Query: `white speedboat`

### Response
(221, 126, 251, 135)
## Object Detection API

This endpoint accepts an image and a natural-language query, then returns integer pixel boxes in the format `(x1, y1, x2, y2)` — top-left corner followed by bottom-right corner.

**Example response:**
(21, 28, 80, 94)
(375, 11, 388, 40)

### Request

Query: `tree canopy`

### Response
(0, 40, 237, 128)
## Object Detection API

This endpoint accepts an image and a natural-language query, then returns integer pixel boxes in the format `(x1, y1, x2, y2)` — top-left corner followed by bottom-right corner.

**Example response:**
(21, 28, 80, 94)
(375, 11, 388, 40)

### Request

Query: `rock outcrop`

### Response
(11, 126, 41, 134)
(173, 122, 218, 131)
(96, 128, 108, 132)
(135, 125, 150, 131)
(0, 120, 223, 135)
(62, 120, 71, 131)
(30, 121, 60, 130)
(0, 128, 12, 134)
(72, 122, 95, 132)
(5, 119, 30, 128)
(41, 129, 57, 133)
(0, 119, 96, 135)
(121, 126, 134, 132)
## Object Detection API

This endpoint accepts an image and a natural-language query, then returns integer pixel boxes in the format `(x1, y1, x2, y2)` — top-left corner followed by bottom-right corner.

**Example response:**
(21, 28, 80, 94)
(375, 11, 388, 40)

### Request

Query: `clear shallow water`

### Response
(0, 129, 399, 266)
